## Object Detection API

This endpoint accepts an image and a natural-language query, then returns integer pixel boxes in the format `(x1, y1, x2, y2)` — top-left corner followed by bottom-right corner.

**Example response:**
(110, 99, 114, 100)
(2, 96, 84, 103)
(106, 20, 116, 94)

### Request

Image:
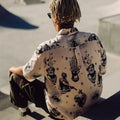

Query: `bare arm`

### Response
(8, 66, 23, 78)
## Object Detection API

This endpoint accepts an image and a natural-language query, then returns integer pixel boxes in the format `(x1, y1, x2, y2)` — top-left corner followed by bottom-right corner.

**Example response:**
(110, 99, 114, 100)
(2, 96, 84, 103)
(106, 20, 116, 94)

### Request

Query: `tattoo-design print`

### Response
(97, 70, 103, 87)
(36, 44, 50, 54)
(44, 53, 54, 67)
(50, 108, 60, 117)
(51, 41, 60, 49)
(101, 50, 107, 67)
(45, 54, 57, 85)
(70, 56, 80, 82)
(88, 33, 98, 41)
(70, 27, 78, 33)
(51, 95, 61, 102)
(92, 91, 99, 100)
(97, 39, 103, 48)
(86, 64, 96, 83)
(74, 110, 83, 118)
(99, 65, 102, 73)
(36, 41, 60, 54)
(82, 52, 92, 65)
(46, 67, 57, 85)
(24, 60, 34, 72)
(71, 40, 79, 47)
(59, 72, 77, 94)
(74, 90, 87, 107)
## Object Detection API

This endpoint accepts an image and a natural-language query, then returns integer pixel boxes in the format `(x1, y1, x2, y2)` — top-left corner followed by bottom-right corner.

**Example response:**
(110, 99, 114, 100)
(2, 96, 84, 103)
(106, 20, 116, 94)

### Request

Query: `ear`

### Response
(54, 18, 59, 24)
(52, 17, 60, 32)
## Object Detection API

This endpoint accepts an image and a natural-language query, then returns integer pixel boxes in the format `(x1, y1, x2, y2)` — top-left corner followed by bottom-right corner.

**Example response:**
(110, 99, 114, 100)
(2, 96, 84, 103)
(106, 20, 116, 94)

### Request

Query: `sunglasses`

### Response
(47, 13, 51, 19)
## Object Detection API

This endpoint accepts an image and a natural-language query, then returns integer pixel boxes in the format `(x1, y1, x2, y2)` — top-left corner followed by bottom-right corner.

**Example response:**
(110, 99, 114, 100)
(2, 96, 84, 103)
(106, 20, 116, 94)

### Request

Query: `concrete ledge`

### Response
(98, 14, 120, 55)
(15, 0, 45, 5)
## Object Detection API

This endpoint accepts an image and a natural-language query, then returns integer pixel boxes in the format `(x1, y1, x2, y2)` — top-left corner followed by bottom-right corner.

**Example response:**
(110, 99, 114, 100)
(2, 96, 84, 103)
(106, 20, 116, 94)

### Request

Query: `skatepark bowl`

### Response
(0, 5, 38, 29)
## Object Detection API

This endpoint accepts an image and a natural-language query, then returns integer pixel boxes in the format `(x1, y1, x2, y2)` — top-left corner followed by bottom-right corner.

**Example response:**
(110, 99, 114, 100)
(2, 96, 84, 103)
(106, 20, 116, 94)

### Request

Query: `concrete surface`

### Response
(16, 0, 46, 5)
(0, 0, 120, 120)
(98, 14, 120, 55)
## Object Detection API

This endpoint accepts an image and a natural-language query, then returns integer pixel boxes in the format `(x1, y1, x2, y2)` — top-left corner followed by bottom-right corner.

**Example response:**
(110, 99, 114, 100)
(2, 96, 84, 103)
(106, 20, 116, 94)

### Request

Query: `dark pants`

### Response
(9, 73, 49, 113)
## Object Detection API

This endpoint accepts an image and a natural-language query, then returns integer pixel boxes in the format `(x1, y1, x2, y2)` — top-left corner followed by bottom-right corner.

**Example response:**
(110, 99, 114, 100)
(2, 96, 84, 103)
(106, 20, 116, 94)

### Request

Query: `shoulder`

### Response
(87, 33, 99, 41)
(79, 32, 104, 48)
(35, 37, 61, 54)
(75, 31, 100, 46)
(77, 32, 99, 41)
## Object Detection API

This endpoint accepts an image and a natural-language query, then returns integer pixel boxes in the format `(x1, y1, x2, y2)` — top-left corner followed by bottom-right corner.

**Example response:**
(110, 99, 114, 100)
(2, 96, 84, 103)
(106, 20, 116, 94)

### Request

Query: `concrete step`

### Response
(1, 92, 120, 120)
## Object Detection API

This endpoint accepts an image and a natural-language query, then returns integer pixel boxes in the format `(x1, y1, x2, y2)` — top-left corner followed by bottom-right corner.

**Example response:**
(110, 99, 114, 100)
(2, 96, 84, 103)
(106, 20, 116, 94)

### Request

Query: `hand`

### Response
(8, 66, 16, 78)
(8, 66, 23, 78)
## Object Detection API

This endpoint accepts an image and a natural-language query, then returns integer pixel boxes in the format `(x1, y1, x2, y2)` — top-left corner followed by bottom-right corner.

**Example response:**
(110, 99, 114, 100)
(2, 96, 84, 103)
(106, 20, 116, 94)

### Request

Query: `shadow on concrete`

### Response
(29, 112, 45, 120)
(0, 91, 12, 111)
(23, 0, 45, 5)
(1, 90, 120, 119)
(0, 4, 38, 29)
(82, 91, 120, 120)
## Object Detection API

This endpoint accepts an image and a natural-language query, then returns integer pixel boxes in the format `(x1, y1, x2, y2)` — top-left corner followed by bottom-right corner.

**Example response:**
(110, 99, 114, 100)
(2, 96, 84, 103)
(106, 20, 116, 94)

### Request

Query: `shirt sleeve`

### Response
(23, 45, 45, 82)
(96, 35, 107, 75)
(88, 33, 107, 75)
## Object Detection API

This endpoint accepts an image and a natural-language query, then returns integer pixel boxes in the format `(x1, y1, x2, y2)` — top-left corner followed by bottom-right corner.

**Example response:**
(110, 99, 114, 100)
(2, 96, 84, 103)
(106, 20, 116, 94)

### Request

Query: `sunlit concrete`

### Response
(0, 0, 120, 120)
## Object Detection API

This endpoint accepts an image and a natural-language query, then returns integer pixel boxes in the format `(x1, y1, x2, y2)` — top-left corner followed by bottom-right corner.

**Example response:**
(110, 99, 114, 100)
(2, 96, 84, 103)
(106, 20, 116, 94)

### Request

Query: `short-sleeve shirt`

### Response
(23, 27, 107, 120)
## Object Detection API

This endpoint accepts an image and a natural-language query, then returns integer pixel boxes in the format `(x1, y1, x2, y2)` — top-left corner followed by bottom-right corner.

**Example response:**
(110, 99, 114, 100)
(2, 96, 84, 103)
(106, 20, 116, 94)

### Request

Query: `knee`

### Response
(9, 73, 21, 83)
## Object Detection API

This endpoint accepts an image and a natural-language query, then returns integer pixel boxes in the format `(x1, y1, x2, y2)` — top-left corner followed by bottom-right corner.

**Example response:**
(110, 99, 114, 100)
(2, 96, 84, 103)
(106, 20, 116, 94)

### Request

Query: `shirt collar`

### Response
(57, 27, 78, 36)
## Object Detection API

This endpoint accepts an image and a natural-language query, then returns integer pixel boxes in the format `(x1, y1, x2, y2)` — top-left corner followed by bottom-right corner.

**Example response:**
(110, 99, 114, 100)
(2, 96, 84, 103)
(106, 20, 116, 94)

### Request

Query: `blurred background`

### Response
(0, 0, 120, 120)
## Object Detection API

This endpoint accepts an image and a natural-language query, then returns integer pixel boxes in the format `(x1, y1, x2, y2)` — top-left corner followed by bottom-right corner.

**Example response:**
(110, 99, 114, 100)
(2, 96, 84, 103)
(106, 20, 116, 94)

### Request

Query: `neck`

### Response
(53, 18, 74, 32)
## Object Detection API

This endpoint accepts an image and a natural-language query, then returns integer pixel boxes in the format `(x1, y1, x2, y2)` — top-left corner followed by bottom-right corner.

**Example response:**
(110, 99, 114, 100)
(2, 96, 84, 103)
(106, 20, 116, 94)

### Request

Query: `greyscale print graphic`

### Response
(101, 50, 107, 67)
(82, 51, 97, 84)
(74, 90, 87, 107)
(86, 64, 96, 83)
(88, 33, 98, 41)
(44, 53, 57, 85)
(97, 73, 102, 87)
(59, 72, 77, 94)
(36, 41, 60, 54)
(51, 95, 61, 102)
(70, 56, 80, 82)
(24, 60, 34, 72)
(50, 108, 61, 117)
(46, 67, 57, 85)
(82, 52, 92, 65)
(97, 65, 103, 87)
(92, 91, 100, 100)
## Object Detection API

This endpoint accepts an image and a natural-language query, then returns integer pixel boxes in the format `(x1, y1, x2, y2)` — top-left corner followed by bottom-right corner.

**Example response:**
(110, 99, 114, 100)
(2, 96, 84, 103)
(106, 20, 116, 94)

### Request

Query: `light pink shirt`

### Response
(23, 27, 107, 120)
